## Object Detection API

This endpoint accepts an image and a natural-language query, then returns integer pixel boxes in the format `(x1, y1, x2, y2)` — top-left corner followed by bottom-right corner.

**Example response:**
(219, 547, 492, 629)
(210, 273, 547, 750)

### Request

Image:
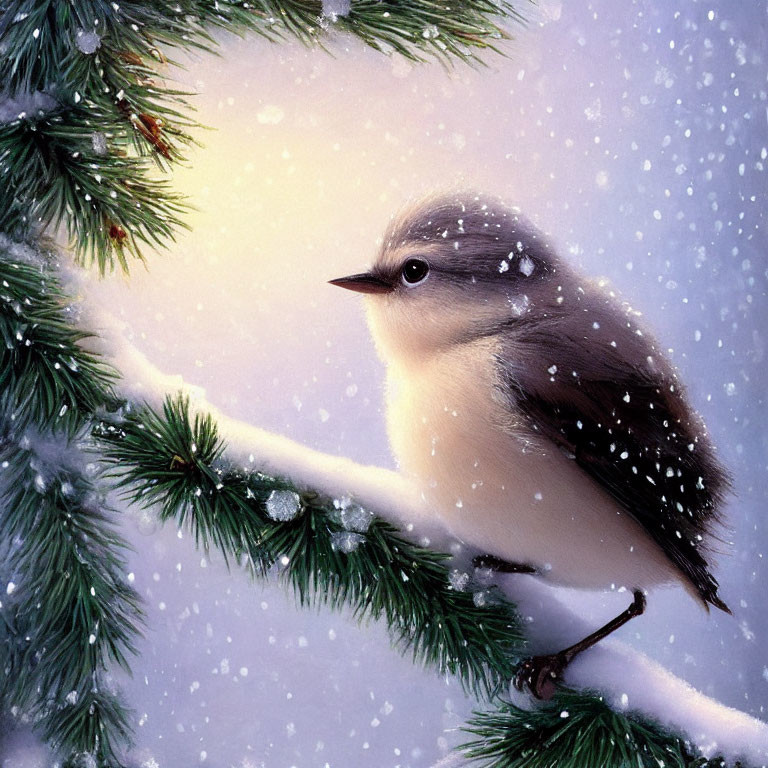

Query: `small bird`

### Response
(330, 192, 729, 700)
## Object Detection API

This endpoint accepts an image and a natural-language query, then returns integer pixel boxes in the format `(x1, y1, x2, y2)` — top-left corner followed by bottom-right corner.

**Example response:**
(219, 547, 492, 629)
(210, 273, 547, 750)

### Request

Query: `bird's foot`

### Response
(513, 590, 647, 700)
(514, 652, 569, 701)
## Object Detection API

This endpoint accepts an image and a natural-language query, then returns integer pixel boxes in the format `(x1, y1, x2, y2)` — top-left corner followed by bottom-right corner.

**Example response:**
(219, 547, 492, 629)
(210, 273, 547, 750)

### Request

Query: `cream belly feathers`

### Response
(382, 338, 690, 597)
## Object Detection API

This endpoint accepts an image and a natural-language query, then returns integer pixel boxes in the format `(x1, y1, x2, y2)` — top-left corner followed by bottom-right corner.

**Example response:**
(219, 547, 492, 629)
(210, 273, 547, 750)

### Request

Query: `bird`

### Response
(329, 192, 730, 700)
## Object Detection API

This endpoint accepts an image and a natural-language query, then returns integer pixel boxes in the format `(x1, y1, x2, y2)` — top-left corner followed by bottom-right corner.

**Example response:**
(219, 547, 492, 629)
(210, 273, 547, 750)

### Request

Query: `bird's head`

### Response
(330, 193, 560, 363)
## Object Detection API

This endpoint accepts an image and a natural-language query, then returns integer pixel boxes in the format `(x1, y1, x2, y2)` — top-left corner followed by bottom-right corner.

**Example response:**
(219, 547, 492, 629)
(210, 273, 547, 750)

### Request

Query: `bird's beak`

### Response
(328, 272, 394, 294)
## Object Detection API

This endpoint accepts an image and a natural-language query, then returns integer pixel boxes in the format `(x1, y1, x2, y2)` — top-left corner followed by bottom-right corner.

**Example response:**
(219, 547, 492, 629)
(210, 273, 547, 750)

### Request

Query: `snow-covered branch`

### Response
(90, 306, 768, 768)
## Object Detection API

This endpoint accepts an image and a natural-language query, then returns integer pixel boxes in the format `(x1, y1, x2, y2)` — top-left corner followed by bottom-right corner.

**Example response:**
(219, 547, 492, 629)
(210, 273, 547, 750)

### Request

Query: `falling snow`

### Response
(2, 1, 764, 766)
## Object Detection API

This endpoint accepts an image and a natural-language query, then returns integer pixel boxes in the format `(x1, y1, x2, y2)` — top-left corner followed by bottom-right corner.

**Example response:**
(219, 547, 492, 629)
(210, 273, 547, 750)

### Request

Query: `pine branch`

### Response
(461, 690, 743, 768)
(0, 431, 142, 767)
(0, 239, 116, 433)
(94, 394, 525, 699)
(0, 0, 525, 91)
(0, 238, 140, 765)
(335, 0, 526, 63)
(0, 103, 190, 272)
(0, 0, 529, 270)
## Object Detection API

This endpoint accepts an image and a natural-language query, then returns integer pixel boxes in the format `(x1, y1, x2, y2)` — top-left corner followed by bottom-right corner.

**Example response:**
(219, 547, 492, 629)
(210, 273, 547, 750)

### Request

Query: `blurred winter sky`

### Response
(3, 1, 767, 766)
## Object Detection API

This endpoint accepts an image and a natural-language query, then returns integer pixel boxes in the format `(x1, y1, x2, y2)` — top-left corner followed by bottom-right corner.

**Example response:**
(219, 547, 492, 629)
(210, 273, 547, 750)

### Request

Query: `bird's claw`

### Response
(514, 653, 568, 700)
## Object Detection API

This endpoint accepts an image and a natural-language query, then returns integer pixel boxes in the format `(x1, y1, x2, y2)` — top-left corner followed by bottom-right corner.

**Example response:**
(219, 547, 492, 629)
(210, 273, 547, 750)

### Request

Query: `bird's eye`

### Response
(401, 258, 429, 285)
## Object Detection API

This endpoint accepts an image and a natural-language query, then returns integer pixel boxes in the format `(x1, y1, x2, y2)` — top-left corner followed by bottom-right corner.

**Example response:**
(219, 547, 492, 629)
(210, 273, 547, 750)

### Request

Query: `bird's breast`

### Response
(384, 343, 684, 593)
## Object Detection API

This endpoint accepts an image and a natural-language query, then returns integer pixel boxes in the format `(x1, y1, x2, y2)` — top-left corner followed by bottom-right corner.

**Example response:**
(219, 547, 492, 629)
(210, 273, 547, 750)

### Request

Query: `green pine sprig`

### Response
(0, 103, 190, 272)
(0, 433, 142, 767)
(0, 0, 524, 94)
(0, 0, 528, 271)
(95, 393, 526, 699)
(461, 690, 742, 768)
(0, 243, 116, 433)
(0, 238, 139, 765)
(335, 0, 526, 63)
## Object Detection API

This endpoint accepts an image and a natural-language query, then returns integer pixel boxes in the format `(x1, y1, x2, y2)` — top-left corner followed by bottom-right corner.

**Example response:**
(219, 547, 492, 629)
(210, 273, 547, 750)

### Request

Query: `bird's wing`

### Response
(498, 295, 730, 611)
